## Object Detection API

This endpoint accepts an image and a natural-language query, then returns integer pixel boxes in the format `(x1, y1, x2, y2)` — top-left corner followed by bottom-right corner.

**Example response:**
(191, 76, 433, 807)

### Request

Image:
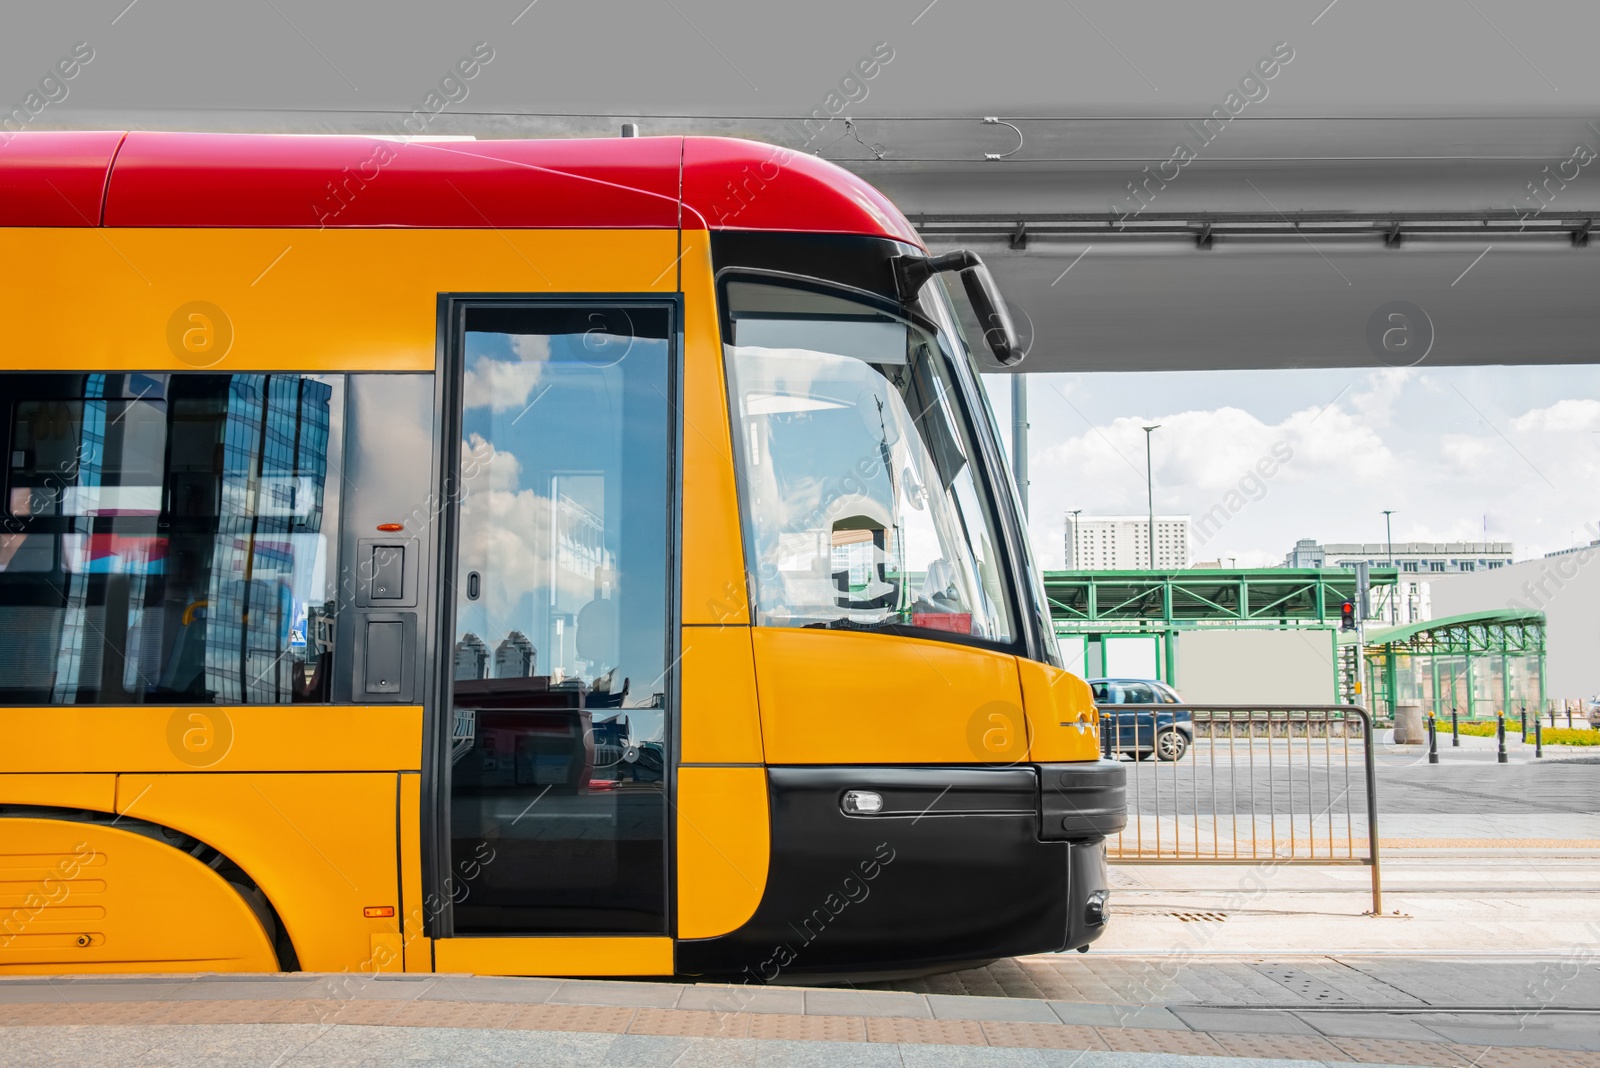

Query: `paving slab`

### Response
(1296, 1011, 1450, 1040)
(1413, 1018, 1600, 1052)
(804, 987, 934, 1018)
(4, 998, 1600, 1064)
(894, 1044, 1079, 1067)
(927, 993, 1062, 1023)
(546, 980, 683, 1008)
(673, 982, 807, 1015)
(5, 956, 1600, 1062)
(304, 975, 443, 998)
(11, 980, 192, 1004)
(1048, 1001, 1190, 1029)
(665, 1035, 906, 1067)
(1170, 1007, 1320, 1035)
(415, 976, 561, 1003)
(15, 1025, 1460, 1068)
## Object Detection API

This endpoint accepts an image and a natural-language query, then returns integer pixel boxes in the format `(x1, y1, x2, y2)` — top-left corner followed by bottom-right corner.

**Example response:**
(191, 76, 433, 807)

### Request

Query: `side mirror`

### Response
(956, 259, 1020, 367)
(893, 250, 1023, 367)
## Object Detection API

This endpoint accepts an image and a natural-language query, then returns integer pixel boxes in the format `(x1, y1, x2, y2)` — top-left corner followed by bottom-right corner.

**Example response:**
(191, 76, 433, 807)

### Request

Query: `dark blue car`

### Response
(1088, 678, 1194, 761)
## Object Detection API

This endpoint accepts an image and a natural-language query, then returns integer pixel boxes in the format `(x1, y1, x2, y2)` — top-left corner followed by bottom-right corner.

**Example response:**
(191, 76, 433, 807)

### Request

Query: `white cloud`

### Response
(1511, 398, 1600, 433)
(1347, 368, 1416, 428)
(462, 335, 552, 412)
(995, 366, 1600, 569)
(455, 433, 608, 655)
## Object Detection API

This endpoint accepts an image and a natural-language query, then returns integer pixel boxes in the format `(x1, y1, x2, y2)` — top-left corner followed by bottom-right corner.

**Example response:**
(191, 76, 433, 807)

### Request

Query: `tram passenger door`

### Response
(436, 300, 675, 968)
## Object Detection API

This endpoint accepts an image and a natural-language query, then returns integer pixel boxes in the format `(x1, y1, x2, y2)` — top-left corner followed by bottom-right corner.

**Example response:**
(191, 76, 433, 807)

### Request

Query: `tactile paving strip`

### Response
(981, 1021, 1106, 1049)
(149, 999, 305, 1026)
(627, 1007, 751, 1038)
(1212, 1032, 1355, 1061)
(503, 1003, 635, 1034)
(384, 1001, 520, 1030)
(864, 1016, 988, 1044)
(1097, 1026, 1229, 1056)
(745, 1012, 867, 1042)
(1471, 1047, 1600, 1068)
(1331, 1038, 1494, 1066)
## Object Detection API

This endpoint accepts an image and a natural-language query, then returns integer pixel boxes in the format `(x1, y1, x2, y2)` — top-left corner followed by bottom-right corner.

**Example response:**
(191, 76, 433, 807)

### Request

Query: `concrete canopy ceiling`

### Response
(14, 0, 1600, 372)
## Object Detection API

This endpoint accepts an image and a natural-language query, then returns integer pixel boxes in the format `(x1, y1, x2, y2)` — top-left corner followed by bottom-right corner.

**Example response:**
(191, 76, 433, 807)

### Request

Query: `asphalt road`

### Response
(1113, 737, 1600, 817)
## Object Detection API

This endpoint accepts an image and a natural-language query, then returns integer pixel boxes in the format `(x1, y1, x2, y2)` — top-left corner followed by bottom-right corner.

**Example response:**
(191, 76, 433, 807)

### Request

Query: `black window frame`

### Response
(427, 293, 683, 942)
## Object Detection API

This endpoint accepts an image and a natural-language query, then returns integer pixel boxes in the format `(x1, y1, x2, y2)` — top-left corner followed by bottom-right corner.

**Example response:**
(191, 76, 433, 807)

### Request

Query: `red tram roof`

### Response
(0, 130, 126, 226)
(0, 131, 921, 246)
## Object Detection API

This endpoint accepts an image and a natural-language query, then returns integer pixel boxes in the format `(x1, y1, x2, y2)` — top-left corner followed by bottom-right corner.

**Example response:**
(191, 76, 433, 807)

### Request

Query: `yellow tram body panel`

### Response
(0, 817, 277, 974)
(0, 227, 679, 373)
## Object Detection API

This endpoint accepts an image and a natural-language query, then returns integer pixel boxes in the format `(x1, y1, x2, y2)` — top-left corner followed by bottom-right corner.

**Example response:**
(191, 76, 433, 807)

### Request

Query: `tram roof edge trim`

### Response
(0, 131, 922, 243)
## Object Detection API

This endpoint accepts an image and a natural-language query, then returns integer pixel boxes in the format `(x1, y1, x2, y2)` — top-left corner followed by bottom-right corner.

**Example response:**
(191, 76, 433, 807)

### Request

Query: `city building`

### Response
(1066, 514, 1190, 570)
(1545, 533, 1600, 559)
(1280, 538, 1515, 626)
(454, 633, 488, 681)
(1282, 538, 1325, 568)
(1285, 539, 1514, 573)
(494, 631, 537, 678)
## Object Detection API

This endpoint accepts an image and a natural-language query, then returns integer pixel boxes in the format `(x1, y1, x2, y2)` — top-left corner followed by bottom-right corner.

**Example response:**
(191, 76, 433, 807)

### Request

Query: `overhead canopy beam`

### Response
(911, 210, 1600, 245)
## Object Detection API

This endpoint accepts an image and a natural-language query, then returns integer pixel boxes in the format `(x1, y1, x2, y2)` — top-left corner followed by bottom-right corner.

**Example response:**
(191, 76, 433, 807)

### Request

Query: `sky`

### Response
(983, 365, 1600, 571)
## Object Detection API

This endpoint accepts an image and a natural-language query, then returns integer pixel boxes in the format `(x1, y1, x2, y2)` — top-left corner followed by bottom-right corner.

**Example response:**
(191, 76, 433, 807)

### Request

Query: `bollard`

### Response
(1427, 713, 1438, 764)
(1535, 717, 1543, 759)
(1569, 702, 1574, 729)
(1520, 706, 1527, 739)
(1551, 704, 1557, 728)
(1497, 711, 1508, 764)
(1451, 708, 1460, 747)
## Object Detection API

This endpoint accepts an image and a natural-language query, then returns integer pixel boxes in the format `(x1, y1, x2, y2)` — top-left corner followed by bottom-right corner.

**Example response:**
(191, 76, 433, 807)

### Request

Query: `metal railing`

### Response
(1099, 704, 1381, 914)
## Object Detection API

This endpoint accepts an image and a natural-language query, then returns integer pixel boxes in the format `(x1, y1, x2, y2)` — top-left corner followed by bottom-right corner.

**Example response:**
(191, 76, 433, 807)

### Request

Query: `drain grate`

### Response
(1169, 911, 1228, 922)
(1250, 964, 1360, 1004)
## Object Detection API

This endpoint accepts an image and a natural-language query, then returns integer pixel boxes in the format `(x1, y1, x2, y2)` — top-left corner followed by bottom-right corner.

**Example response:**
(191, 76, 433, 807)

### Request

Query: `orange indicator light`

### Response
(376, 523, 404, 532)
(363, 906, 395, 918)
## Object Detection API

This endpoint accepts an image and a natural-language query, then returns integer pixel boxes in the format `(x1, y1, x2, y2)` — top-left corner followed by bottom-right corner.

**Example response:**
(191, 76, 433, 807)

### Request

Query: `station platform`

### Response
(5, 954, 1598, 1067)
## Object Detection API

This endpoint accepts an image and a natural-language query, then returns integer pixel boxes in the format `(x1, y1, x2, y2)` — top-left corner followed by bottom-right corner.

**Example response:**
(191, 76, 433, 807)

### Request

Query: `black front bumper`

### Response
(675, 761, 1127, 982)
(1040, 759, 1129, 840)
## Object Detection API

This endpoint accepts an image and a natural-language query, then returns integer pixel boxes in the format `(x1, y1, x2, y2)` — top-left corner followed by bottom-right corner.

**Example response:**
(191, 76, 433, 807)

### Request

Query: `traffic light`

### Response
(1341, 600, 1356, 631)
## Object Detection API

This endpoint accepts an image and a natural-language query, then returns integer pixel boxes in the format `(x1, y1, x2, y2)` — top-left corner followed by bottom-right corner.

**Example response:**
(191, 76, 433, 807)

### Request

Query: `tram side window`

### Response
(0, 373, 344, 705)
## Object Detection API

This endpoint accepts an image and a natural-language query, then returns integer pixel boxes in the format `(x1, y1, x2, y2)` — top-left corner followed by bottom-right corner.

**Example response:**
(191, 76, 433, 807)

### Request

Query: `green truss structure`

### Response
(1041, 570, 1545, 719)
(1044, 567, 1397, 628)
(1043, 568, 1399, 694)
(1352, 608, 1547, 721)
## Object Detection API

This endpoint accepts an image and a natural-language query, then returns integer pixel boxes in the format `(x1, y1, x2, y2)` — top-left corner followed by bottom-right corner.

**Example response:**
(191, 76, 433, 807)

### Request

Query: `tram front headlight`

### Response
(841, 790, 884, 815)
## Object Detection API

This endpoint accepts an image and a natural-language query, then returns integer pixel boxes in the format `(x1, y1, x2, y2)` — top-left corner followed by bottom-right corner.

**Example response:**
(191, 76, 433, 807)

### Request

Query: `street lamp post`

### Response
(1143, 425, 1161, 570)
(1068, 508, 1083, 569)
(1382, 509, 1396, 624)
(1011, 374, 1029, 518)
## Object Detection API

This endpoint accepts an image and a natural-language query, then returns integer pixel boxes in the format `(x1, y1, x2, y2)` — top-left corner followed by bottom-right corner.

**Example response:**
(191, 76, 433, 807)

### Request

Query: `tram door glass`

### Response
(446, 304, 672, 934)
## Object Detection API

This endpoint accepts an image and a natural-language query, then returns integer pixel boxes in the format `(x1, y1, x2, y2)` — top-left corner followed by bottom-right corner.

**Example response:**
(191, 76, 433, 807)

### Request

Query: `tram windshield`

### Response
(723, 277, 1017, 645)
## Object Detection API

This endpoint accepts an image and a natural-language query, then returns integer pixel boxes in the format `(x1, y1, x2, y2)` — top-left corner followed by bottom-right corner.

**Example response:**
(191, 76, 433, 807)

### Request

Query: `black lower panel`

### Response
(675, 766, 1070, 981)
(450, 787, 666, 934)
(1064, 836, 1111, 951)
